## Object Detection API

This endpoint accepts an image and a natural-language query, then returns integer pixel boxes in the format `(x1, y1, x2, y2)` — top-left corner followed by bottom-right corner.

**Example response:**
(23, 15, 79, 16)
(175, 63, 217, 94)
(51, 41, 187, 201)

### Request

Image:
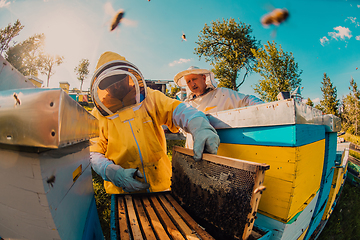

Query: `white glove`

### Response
(187, 117, 220, 161)
(105, 164, 150, 192)
(90, 152, 149, 192)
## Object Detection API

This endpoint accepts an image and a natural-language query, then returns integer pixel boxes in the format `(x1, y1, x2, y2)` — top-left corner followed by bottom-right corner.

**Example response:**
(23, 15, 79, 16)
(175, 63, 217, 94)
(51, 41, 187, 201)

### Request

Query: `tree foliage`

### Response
(6, 33, 45, 76)
(306, 97, 314, 107)
(0, 19, 24, 55)
(342, 77, 360, 135)
(39, 54, 64, 87)
(251, 41, 302, 102)
(74, 58, 90, 91)
(194, 18, 259, 91)
(319, 73, 339, 116)
(166, 83, 181, 98)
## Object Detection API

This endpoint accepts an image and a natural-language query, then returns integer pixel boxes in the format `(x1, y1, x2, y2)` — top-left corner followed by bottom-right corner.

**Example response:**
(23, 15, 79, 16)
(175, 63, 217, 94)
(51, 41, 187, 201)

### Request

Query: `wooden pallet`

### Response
(115, 192, 215, 240)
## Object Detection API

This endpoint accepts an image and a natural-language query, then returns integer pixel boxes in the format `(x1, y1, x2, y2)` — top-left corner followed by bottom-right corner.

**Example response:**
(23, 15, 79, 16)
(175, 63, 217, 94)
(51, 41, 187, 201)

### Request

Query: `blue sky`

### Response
(0, 0, 359, 104)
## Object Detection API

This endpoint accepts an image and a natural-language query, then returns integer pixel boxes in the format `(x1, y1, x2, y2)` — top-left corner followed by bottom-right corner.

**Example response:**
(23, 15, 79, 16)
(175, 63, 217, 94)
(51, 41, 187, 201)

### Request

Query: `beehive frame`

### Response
(171, 146, 269, 240)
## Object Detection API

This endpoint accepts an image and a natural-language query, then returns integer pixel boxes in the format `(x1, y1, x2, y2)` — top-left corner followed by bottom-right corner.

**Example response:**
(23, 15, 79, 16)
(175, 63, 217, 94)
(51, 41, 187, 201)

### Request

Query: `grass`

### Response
(343, 132, 360, 145)
(318, 181, 360, 240)
(92, 170, 111, 240)
(317, 132, 360, 239)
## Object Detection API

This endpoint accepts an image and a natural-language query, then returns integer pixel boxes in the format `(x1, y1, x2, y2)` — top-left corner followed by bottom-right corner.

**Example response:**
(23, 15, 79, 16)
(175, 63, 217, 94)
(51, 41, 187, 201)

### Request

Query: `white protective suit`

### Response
(174, 66, 264, 148)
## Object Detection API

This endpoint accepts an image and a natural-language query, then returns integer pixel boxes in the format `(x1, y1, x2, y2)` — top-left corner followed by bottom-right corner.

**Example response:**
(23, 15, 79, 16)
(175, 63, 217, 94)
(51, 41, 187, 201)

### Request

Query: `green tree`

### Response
(314, 104, 324, 112)
(39, 54, 64, 87)
(194, 18, 259, 91)
(251, 41, 302, 102)
(0, 19, 24, 55)
(166, 83, 181, 98)
(74, 58, 90, 92)
(342, 77, 360, 135)
(306, 97, 314, 107)
(6, 33, 45, 76)
(319, 73, 339, 116)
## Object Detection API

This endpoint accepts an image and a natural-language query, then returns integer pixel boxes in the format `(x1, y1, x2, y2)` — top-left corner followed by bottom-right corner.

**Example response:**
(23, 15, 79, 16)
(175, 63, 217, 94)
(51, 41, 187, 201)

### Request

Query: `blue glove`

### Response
(105, 164, 150, 192)
(90, 152, 150, 192)
(187, 117, 220, 161)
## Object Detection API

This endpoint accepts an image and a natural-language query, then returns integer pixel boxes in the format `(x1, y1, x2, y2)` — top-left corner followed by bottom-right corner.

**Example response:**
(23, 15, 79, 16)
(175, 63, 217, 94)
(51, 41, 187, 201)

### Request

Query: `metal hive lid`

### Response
(0, 88, 98, 148)
(208, 98, 341, 133)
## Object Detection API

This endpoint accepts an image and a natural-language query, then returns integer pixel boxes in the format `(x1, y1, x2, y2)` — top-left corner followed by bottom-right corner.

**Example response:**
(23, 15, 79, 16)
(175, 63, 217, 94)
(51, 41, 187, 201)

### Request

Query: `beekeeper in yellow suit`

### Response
(90, 52, 220, 194)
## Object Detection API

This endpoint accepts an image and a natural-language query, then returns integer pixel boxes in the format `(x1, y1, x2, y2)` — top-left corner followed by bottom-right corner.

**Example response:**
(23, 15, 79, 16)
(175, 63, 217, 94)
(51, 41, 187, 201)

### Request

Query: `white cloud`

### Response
(312, 98, 320, 104)
(346, 17, 360, 27)
(0, 0, 10, 8)
(358, 5, 360, 8)
(303, 98, 320, 105)
(328, 26, 352, 40)
(168, 58, 191, 67)
(356, 36, 360, 40)
(320, 36, 329, 46)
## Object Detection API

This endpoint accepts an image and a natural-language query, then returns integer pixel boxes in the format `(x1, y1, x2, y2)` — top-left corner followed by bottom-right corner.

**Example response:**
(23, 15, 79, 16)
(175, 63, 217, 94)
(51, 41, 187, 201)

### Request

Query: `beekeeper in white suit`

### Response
(174, 66, 264, 148)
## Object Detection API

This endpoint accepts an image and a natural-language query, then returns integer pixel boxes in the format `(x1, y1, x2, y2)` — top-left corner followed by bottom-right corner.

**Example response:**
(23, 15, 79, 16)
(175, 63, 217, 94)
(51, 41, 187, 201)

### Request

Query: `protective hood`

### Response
(90, 52, 147, 117)
(173, 66, 217, 100)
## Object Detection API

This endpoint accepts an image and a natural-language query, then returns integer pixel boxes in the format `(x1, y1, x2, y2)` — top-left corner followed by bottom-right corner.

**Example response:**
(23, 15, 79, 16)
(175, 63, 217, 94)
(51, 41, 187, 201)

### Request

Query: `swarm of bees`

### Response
(261, 8, 289, 27)
(110, 10, 125, 31)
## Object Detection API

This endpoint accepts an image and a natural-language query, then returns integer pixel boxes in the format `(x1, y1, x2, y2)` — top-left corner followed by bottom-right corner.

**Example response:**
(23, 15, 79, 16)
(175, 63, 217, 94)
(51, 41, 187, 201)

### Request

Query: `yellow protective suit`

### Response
(90, 52, 182, 194)
(91, 88, 182, 194)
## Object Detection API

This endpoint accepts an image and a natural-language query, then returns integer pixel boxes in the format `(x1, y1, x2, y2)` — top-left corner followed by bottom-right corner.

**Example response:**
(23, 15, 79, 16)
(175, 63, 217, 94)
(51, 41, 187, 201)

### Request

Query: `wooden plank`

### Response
(158, 194, 199, 240)
(349, 142, 360, 152)
(149, 195, 185, 240)
(133, 197, 157, 240)
(174, 146, 269, 171)
(118, 196, 130, 240)
(125, 195, 143, 240)
(349, 155, 360, 166)
(142, 197, 170, 240)
(165, 194, 215, 240)
(243, 167, 266, 240)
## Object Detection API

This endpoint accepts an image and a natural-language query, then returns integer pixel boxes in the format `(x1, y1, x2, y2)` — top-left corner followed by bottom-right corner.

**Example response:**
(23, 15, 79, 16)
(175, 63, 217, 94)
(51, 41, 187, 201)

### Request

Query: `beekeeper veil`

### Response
(91, 53, 147, 117)
(173, 66, 217, 100)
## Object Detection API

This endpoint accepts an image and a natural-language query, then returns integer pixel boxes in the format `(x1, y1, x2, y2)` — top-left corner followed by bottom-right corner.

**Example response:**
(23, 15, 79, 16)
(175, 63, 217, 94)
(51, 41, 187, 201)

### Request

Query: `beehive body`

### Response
(206, 99, 344, 240)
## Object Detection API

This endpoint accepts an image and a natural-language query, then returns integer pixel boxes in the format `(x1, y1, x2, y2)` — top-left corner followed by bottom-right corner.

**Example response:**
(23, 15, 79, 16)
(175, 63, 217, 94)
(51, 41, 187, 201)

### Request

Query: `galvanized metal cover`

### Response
(0, 88, 98, 148)
(208, 99, 341, 133)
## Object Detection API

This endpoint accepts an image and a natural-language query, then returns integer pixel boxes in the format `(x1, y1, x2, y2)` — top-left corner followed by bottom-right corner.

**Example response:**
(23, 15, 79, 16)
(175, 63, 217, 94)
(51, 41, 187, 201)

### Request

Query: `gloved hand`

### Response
(187, 117, 220, 161)
(90, 152, 150, 192)
(106, 164, 150, 192)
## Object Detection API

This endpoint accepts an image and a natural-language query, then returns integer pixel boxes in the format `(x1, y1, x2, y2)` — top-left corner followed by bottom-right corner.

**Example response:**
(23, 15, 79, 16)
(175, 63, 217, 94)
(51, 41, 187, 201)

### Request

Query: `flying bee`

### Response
(47, 175, 56, 188)
(13, 93, 20, 105)
(110, 10, 125, 31)
(182, 32, 187, 42)
(261, 8, 289, 27)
